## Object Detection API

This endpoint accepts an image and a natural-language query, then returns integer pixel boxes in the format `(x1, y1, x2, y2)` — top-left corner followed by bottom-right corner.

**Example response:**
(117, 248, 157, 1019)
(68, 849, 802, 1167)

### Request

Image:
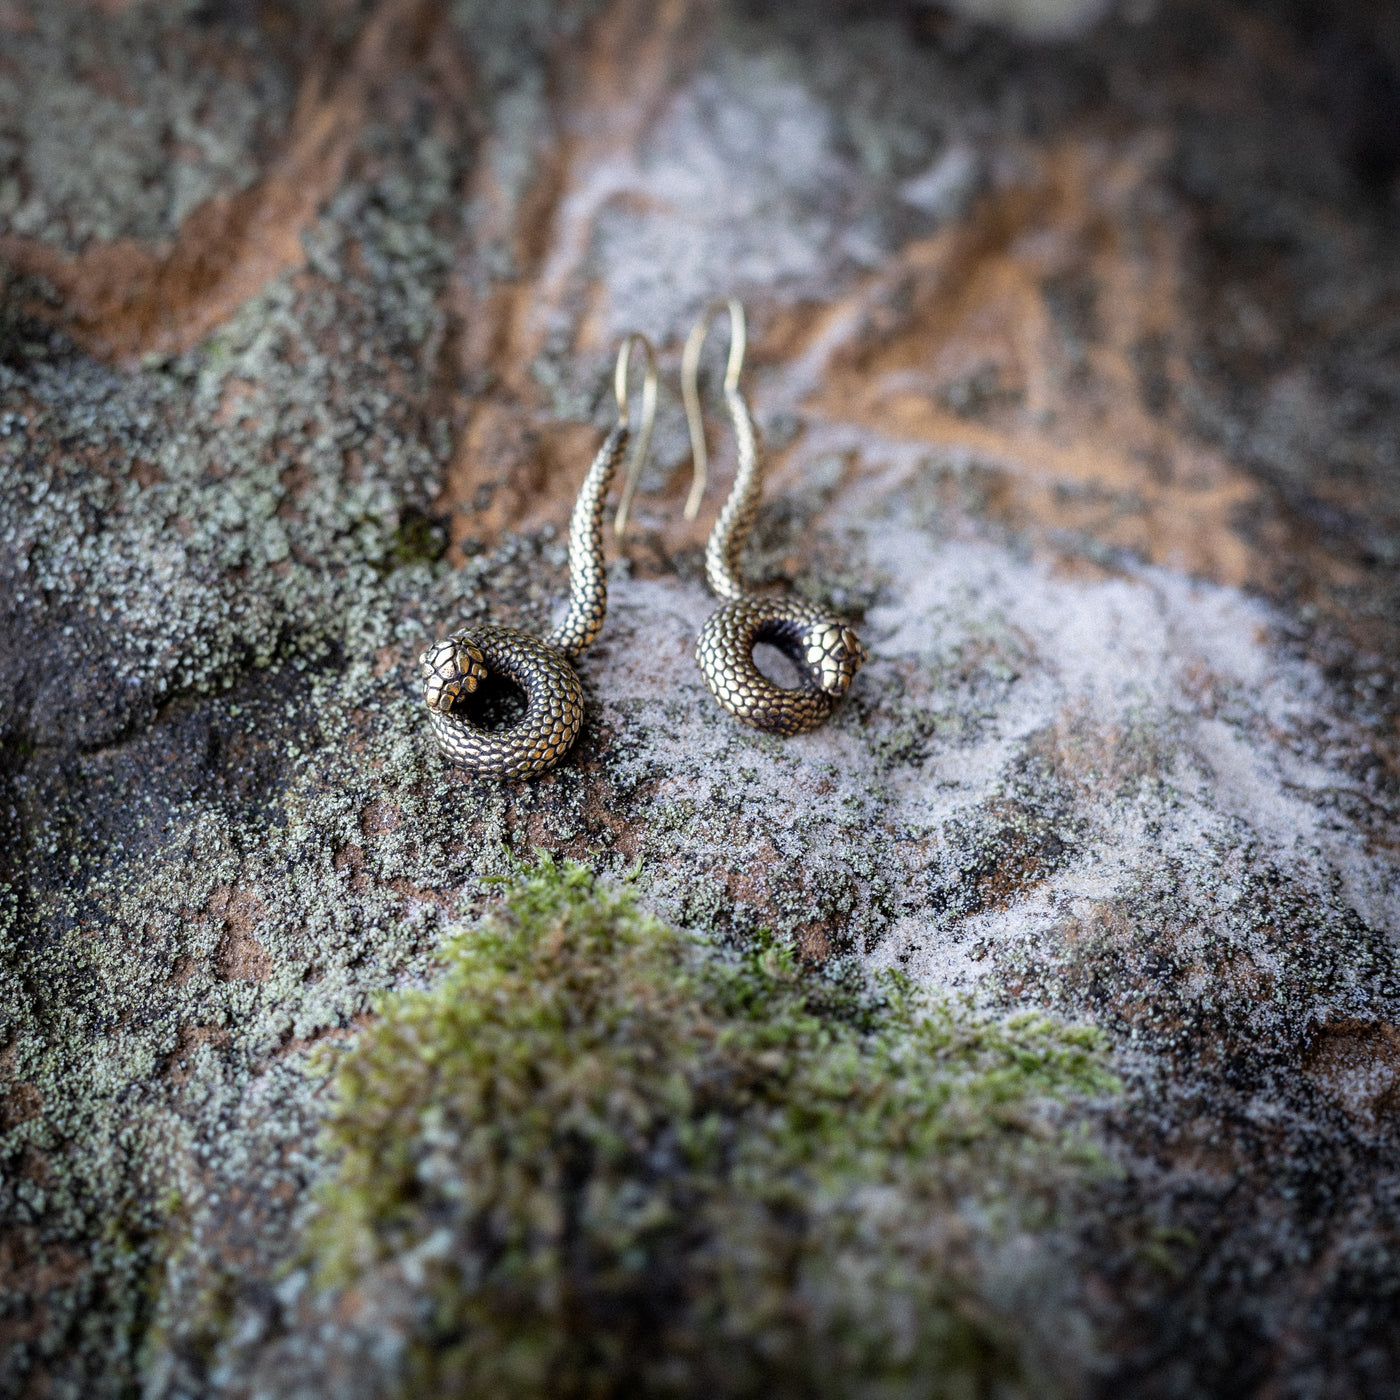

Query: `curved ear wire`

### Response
(612, 332, 659, 539)
(680, 298, 747, 522)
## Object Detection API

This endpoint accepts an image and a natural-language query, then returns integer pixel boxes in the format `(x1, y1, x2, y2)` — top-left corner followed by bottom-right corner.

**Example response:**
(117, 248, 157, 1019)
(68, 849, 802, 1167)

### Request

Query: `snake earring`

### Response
(420, 334, 658, 778)
(682, 299, 866, 735)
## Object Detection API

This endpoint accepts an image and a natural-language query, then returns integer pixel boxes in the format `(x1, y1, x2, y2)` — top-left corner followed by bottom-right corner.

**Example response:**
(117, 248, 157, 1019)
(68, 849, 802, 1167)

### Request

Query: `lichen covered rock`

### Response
(1, 1, 1399, 1397)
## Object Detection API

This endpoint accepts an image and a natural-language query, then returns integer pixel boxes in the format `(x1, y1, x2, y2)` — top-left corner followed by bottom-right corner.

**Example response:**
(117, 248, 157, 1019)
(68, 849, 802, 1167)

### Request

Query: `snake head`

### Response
(420, 635, 490, 713)
(805, 621, 867, 697)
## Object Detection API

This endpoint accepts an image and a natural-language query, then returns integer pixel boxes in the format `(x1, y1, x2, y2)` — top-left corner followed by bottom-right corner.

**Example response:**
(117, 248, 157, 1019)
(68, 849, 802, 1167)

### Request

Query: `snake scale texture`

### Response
(695, 385, 866, 735)
(420, 424, 627, 779)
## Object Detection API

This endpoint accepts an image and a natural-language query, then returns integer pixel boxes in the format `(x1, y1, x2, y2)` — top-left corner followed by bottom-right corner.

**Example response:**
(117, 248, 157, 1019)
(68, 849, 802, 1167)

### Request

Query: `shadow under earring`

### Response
(681, 299, 866, 736)
(420, 334, 658, 778)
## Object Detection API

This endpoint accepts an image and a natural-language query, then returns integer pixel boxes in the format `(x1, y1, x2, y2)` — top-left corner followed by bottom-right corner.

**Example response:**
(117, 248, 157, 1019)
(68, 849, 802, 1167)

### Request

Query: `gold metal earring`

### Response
(681, 299, 866, 735)
(420, 334, 658, 778)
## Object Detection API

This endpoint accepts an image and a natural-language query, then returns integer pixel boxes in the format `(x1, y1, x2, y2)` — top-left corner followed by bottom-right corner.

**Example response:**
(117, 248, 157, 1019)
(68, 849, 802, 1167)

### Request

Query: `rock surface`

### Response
(1, 0, 1399, 1396)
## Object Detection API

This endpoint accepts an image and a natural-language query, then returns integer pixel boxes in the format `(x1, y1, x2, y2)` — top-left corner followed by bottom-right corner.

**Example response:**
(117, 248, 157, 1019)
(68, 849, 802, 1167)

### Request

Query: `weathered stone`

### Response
(1, 0, 1398, 1396)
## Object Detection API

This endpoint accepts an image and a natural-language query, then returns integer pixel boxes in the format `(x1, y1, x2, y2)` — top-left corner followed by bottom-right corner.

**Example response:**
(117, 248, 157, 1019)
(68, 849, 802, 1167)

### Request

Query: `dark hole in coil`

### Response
(453, 671, 528, 731)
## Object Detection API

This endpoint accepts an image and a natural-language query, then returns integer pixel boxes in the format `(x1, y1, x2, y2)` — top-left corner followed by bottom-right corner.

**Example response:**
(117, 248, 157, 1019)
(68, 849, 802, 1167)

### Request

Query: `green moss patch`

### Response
(309, 857, 1114, 1399)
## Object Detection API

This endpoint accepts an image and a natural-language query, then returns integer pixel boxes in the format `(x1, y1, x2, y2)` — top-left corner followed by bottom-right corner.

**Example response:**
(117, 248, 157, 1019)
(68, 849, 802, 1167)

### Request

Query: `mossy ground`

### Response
(305, 856, 1113, 1399)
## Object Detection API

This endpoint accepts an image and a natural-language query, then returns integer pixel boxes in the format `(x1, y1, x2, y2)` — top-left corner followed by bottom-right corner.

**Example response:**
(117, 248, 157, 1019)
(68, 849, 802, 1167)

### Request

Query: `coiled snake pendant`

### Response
(420, 338, 656, 778)
(684, 302, 866, 735)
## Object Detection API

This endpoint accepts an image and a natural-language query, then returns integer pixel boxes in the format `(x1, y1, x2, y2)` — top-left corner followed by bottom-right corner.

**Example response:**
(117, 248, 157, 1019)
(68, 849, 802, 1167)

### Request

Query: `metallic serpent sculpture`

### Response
(420, 335, 657, 778)
(683, 301, 866, 735)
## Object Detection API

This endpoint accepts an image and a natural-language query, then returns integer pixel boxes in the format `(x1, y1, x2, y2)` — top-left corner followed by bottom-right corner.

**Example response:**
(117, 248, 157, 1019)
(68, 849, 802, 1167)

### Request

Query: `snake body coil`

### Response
(421, 626, 585, 779)
(696, 594, 866, 736)
(692, 374, 866, 736)
(420, 424, 627, 778)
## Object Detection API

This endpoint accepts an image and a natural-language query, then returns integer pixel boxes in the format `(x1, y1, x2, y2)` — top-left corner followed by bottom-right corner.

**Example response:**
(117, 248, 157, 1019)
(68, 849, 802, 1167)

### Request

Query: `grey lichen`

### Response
(0, 5, 289, 250)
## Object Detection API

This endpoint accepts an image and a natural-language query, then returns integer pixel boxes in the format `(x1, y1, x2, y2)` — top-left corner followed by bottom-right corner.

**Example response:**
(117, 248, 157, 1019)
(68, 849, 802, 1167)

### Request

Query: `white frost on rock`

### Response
(593, 516, 1396, 997)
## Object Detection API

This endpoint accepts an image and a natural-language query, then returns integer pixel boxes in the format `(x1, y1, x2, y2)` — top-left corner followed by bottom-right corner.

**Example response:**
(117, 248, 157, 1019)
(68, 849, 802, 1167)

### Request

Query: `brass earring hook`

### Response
(612, 332, 659, 539)
(680, 298, 747, 522)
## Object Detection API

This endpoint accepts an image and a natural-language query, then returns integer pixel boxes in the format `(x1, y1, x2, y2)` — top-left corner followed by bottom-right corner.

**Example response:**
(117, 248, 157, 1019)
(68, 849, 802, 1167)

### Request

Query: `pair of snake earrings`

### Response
(420, 301, 867, 779)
